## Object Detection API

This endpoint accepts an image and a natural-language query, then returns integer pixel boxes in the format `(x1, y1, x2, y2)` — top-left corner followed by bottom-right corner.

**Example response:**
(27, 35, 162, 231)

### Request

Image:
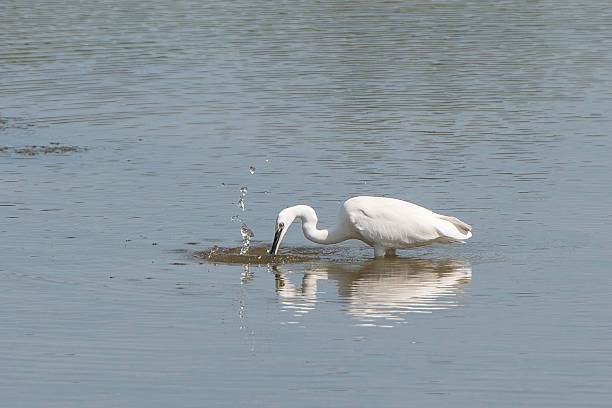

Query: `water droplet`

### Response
(231, 215, 241, 222)
(265, 159, 269, 163)
(237, 197, 245, 211)
(240, 223, 254, 255)
(240, 224, 254, 238)
(236, 187, 248, 211)
(249, 166, 256, 174)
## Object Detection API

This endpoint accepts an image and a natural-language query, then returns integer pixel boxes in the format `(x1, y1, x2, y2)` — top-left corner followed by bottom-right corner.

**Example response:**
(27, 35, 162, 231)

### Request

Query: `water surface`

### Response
(1, 1, 612, 407)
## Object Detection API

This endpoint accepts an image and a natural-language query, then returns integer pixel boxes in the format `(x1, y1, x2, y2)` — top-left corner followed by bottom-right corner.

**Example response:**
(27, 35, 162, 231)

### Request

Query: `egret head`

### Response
(270, 208, 297, 255)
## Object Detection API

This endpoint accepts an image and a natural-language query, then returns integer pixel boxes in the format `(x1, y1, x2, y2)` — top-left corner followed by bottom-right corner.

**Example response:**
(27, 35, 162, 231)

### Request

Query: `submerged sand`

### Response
(195, 246, 317, 265)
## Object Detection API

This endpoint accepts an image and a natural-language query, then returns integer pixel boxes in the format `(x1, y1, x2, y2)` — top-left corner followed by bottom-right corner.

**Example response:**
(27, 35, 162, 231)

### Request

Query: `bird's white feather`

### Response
(344, 196, 470, 248)
(273, 196, 472, 258)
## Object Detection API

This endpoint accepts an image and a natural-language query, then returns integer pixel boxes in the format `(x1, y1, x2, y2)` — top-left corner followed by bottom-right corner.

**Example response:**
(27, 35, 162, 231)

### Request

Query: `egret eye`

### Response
(279, 222, 285, 228)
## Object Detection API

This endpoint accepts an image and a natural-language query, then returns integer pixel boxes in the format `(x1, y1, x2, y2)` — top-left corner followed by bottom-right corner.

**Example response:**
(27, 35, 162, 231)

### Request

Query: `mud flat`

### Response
(0, 144, 87, 155)
(196, 246, 318, 265)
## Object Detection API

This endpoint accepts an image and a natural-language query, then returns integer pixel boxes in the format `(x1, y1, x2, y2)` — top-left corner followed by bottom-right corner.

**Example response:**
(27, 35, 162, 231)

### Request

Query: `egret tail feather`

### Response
(438, 215, 472, 234)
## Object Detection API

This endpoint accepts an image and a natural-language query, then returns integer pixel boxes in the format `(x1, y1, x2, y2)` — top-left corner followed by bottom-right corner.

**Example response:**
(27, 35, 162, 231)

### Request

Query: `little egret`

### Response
(270, 196, 472, 258)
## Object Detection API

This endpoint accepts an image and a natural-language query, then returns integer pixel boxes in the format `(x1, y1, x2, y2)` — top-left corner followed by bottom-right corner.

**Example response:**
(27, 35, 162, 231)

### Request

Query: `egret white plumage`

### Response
(270, 196, 472, 258)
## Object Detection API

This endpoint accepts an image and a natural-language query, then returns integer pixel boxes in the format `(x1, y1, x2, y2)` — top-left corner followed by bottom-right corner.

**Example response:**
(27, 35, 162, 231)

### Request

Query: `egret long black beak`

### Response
(270, 227, 283, 255)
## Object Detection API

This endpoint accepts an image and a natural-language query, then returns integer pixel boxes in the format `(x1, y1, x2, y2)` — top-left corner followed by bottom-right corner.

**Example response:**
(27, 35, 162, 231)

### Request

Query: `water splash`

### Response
(249, 166, 256, 174)
(235, 185, 252, 254)
(240, 223, 255, 255)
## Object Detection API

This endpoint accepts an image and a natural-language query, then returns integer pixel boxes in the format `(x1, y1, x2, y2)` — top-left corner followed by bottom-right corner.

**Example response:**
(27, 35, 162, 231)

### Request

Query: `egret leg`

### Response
(373, 245, 386, 258)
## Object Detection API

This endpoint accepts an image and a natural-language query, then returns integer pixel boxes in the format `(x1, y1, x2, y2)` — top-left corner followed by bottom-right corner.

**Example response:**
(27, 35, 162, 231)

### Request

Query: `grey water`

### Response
(1, 1, 612, 407)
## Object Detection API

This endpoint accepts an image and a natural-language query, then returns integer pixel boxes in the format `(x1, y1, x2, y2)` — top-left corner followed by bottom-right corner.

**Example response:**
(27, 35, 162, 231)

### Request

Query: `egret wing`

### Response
(346, 198, 441, 247)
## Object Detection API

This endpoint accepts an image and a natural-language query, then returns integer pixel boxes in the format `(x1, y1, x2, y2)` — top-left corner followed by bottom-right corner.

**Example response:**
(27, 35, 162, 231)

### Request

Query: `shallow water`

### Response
(2, 1, 612, 407)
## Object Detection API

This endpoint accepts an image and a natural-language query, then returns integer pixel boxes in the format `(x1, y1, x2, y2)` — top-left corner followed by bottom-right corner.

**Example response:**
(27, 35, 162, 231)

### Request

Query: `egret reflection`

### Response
(274, 257, 471, 326)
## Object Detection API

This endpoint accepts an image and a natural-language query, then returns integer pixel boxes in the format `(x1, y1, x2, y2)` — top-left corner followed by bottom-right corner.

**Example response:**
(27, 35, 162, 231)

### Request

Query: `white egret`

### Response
(270, 196, 472, 258)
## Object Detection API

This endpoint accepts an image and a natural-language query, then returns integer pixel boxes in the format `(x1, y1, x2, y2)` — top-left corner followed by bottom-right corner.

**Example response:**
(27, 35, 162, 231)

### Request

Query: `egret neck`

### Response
(289, 205, 348, 245)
